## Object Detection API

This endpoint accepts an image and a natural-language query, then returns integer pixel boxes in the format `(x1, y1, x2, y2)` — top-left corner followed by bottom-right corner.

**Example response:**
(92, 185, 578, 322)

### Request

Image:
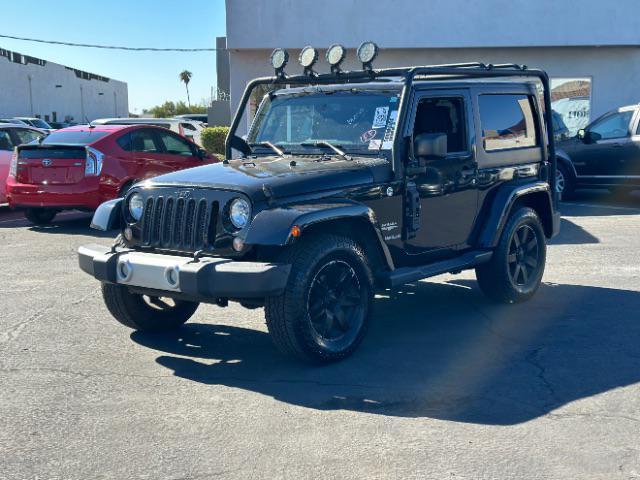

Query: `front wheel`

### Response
(101, 283, 199, 332)
(265, 234, 374, 363)
(556, 163, 575, 201)
(25, 208, 57, 225)
(476, 207, 547, 304)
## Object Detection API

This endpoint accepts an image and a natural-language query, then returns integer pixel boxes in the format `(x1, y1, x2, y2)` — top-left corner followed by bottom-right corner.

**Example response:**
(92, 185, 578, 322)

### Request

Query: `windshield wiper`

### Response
(249, 141, 285, 157)
(300, 141, 351, 161)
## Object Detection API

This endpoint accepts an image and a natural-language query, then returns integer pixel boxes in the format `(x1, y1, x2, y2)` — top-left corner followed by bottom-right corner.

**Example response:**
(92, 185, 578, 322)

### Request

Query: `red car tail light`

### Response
(9, 147, 18, 177)
(85, 147, 104, 176)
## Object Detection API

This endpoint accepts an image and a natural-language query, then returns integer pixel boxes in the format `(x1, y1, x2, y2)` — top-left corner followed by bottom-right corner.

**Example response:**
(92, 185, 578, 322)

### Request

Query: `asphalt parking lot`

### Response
(1, 192, 639, 480)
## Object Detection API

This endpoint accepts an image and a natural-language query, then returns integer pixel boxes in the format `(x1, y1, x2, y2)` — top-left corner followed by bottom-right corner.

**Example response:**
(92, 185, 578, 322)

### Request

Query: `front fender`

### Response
(90, 198, 123, 231)
(245, 200, 378, 246)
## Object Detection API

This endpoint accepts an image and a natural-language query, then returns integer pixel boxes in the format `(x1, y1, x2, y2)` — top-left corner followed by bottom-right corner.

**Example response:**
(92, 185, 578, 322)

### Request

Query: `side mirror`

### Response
(577, 128, 586, 140)
(196, 147, 208, 159)
(414, 133, 447, 164)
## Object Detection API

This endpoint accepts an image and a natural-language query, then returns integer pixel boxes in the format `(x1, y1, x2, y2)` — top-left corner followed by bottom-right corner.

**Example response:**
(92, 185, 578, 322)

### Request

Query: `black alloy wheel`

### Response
(507, 224, 541, 288)
(307, 259, 366, 350)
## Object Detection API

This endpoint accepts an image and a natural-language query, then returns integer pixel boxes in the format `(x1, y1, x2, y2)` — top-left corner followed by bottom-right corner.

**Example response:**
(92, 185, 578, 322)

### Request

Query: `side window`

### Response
(181, 122, 196, 131)
(158, 131, 194, 156)
(590, 111, 634, 140)
(0, 131, 13, 151)
(479, 94, 538, 152)
(116, 133, 132, 151)
(13, 128, 44, 145)
(413, 96, 467, 153)
(130, 129, 160, 153)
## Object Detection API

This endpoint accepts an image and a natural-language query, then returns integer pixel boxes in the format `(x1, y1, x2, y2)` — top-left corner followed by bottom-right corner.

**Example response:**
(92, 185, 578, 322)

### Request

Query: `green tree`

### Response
(179, 70, 193, 107)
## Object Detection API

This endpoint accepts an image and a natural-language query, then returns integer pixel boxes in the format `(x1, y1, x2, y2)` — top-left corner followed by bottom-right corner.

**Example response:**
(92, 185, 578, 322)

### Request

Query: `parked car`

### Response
(6, 124, 216, 224)
(48, 121, 71, 130)
(556, 104, 640, 199)
(92, 117, 204, 146)
(0, 125, 46, 204)
(78, 45, 560, 364)
(12, 117, 55, 133)
(174, 113, 208, 126)
(0, 118, 29, 126)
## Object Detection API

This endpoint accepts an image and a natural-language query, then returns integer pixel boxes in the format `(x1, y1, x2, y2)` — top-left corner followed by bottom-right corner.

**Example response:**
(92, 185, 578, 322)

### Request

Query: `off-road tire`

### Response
(265, 234, 374, 363)
(25, 208, 57, 225)
(100, 235, 198, 331)
(476, 207, 547, 304)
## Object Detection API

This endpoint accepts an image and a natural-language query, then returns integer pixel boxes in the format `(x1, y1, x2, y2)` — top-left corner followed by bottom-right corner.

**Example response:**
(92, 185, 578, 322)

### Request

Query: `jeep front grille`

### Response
(141, 195, 219, 251)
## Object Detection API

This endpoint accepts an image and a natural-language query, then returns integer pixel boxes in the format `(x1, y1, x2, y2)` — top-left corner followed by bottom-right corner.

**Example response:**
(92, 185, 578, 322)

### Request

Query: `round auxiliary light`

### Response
(270, 48, 289, 71)
(229, 198, 251, 229)
(299, 46, 318, 69)
(326, 44, 346, 67)
(128, 193, 144, 221)
(357, 41, 379, 67)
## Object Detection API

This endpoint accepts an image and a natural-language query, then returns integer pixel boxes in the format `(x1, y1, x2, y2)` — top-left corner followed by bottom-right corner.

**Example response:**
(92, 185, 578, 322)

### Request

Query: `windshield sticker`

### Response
(368, 139, 382, 150)
(379, 110, 399, 150)
(372, 106, 389, 129)
(360, 129, 377, 143)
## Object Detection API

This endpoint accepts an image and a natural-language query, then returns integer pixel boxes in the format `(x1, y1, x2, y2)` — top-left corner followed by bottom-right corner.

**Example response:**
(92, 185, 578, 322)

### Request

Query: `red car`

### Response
(6, 124, 216, 224)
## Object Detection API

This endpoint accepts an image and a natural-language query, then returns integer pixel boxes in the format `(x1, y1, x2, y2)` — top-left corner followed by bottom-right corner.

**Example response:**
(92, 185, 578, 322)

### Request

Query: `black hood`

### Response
(141, 155, 391, 202)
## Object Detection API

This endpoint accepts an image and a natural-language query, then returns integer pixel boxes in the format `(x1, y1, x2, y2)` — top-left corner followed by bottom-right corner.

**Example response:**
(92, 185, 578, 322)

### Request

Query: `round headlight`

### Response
(129, 193, 144, 221)
(229, 198, 250, 229)
(326, 44, 346, 66)
(270, 48, 289, 70)
(299, 46, 318, 69)
(357, 41, 379, 65)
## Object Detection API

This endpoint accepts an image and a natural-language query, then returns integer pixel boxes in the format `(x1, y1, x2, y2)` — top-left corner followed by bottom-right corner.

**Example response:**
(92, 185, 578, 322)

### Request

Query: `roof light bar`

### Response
(326, 44, 346, 74)
(357, 41, 379, 70)
(270, 48, 289, 77)
(299, 46, 318, 75)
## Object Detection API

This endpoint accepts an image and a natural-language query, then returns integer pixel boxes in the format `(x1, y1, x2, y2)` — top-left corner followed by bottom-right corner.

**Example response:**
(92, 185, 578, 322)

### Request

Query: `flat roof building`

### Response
(225, 0, 640, 136)
(0, 47, 128, 123)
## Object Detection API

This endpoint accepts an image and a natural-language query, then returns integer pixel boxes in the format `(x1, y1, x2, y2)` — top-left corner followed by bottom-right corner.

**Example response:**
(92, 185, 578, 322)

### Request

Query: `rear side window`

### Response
(13, 128, 44, 145)
(117, 133, 131, 151)
(479, 94, 538, 152)
(42, 130, 110, 145)
(181, 123, 196, 131)
(130, 129, 160, 153)
(0, 131, 13, 151)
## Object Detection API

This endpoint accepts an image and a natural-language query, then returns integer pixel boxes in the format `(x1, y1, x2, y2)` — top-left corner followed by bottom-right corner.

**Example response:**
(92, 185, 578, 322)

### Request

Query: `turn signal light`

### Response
(290, 225, 301, 238)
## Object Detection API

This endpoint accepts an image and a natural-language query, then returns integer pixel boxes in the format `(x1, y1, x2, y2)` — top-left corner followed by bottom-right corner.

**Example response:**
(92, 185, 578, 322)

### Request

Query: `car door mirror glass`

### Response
(577, 129, 586, 140)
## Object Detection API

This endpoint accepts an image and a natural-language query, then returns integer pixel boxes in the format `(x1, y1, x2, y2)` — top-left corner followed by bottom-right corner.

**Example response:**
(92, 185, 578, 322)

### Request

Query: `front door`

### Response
(570, 108, 637, 178)
(404, 90, 478, 255)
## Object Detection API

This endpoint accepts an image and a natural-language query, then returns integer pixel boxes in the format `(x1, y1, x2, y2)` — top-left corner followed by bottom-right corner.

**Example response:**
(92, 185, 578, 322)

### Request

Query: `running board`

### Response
(379, 250, 493, 288)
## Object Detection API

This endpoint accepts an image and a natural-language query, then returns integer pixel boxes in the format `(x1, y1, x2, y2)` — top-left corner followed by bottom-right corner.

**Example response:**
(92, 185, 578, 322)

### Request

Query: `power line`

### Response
(0, 34, 219, 52)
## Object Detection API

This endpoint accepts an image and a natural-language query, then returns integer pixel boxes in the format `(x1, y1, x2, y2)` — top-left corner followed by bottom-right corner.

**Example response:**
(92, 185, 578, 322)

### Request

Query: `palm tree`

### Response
(179, 70, 193, 108)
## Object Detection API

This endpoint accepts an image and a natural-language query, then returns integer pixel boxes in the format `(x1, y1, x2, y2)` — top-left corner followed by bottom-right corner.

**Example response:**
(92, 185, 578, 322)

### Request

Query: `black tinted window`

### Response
(130, 129, 160, 153)
(117, 133, 131, 151)
(157, 131, 194, 156)
(42, 130, 110, 145)
(0, 131, 13, 150)
(414, 96, 467, 153)
(479, 94, 538, 152)
(13, 128, 44, 144)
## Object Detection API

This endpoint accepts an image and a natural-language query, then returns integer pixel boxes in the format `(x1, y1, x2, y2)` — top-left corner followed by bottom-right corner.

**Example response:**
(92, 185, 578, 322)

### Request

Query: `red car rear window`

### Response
(42, 130, 110, 146)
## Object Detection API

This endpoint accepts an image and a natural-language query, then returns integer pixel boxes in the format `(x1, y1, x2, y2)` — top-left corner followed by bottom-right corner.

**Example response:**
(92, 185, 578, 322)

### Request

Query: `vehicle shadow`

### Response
(131, 280, 640, 425)
(561, 190, 640, 216)
(549, 218, 599, 245)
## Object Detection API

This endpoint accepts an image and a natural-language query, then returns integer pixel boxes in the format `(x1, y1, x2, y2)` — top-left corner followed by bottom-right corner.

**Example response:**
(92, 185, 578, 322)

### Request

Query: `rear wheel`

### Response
(476, 207, 546, 303)
(24, 208, 57, 225)
(265, 234, 374, 363)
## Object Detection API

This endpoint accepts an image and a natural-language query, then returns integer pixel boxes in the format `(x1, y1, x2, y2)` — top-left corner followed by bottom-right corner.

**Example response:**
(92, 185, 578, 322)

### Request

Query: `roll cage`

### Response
(225, 63, 558, 209)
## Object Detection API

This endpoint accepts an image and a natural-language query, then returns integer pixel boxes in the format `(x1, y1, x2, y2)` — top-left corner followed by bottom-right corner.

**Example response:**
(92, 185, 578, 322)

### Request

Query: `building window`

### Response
(479, 94, 538, 152)
(550, 78, 591, 139)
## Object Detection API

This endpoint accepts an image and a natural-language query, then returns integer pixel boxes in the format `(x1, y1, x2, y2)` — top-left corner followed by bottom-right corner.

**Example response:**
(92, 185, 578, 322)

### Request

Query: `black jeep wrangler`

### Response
(79, 43, 560, 363)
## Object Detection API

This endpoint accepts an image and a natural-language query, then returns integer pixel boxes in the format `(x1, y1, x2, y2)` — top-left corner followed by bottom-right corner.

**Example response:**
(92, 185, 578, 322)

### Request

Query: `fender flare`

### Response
(477, 182, 558, 248)
(90, 198, 123, 232)
(244, 200, 395, 269)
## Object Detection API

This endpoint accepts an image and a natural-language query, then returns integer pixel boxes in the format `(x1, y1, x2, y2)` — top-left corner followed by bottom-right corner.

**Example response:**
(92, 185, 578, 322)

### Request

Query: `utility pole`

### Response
(113, 91, 117, 117)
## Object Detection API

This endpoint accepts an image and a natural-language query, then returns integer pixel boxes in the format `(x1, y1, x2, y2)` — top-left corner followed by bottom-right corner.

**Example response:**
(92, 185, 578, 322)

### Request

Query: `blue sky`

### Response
(1, 0, 226, 113)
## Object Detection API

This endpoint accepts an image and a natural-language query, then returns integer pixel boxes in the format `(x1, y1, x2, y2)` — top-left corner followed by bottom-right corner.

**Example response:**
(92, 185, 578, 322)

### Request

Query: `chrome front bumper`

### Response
(78, 244, 291, 299)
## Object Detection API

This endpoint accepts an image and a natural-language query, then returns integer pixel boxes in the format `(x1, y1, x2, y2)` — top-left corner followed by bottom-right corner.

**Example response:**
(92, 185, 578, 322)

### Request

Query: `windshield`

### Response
(29, 119, 52, 129)
(247, 90, 401, 154)
(42, 130, 110, 145)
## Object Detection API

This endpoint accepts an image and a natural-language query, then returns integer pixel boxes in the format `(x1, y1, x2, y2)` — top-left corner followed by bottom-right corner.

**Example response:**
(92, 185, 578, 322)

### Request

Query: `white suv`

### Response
(91, 118, 204, 146)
